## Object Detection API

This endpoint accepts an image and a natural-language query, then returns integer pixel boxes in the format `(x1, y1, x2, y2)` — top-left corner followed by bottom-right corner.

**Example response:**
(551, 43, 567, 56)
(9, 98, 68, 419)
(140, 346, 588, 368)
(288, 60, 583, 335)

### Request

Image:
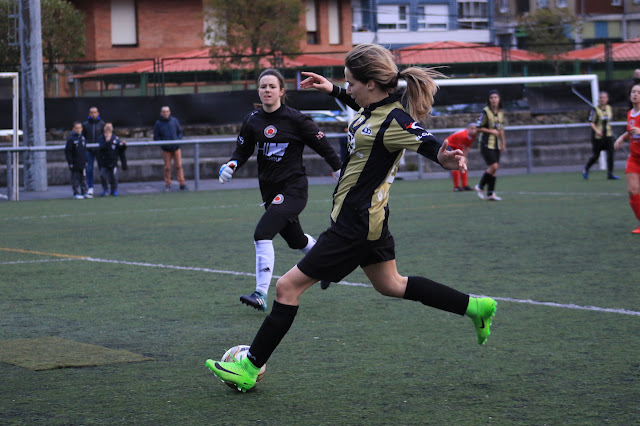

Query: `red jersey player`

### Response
(614, 83, 640, 233)
(445, 123, 478, 191)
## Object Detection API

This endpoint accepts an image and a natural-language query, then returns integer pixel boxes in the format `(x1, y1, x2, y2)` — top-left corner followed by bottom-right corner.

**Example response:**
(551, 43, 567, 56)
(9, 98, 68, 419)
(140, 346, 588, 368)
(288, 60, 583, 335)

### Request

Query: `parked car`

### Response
(302, 110, 349, 123)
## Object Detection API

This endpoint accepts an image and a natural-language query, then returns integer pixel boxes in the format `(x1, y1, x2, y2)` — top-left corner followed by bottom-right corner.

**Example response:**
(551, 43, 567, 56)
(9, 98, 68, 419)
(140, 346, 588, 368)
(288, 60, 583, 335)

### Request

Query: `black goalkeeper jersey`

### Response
(230, 104, 342, 202)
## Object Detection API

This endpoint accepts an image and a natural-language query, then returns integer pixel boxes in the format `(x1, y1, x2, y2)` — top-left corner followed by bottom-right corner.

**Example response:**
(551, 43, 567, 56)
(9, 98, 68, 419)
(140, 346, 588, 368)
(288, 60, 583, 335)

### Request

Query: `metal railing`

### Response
(1, 122, 624, 201)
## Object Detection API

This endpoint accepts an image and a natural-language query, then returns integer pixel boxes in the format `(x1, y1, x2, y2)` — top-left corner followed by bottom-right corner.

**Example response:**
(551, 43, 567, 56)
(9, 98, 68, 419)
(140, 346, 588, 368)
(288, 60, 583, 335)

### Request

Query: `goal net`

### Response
(391, 74, 609, 175)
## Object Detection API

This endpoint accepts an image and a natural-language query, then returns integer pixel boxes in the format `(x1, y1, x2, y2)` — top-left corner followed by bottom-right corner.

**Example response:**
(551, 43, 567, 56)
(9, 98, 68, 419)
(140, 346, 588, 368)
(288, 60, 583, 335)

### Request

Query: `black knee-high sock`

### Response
(478, 172, 491, 189)
(403, 276, 469, 316)
(247, 301, 298, 368)
(487, 175, 496, 195)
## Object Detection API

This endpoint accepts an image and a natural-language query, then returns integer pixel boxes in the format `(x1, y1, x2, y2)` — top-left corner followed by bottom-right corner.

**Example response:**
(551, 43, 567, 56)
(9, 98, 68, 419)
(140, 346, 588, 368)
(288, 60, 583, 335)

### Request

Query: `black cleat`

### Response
(320, 280, 331, 290)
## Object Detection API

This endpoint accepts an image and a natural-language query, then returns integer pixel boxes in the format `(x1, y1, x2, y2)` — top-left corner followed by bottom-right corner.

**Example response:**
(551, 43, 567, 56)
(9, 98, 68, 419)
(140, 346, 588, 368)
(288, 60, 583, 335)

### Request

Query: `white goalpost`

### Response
(1, 72, 20, 201)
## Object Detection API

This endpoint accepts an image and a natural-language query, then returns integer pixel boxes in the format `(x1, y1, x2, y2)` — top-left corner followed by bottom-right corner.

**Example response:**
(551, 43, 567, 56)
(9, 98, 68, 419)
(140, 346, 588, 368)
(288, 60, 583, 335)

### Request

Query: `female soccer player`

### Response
(614, 83, 640, 234)
(474, 89, 507, 201)
(207, 44, 497, 392)
(218, 69, 342, 311)
(583, 91, 618, 180)
(445, 123, 478, 191)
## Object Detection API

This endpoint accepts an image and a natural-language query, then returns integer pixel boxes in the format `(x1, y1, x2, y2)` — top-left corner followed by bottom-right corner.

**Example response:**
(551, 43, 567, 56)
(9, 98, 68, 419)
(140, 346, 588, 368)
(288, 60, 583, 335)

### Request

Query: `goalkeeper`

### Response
(218, 68, 342, 312)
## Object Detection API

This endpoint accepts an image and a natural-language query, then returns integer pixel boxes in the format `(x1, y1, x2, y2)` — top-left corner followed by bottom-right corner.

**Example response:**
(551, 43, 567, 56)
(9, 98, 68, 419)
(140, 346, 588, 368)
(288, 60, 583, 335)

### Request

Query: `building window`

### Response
(418, 5, 448, 30)
(377, 5, 408, 31)
(538, 0, 549, 7)
(611, 0, 621, 5)
(458, 0, 489, 30)
(556, 0, 567, 7)
(328, 0, 341, 44)
(499, 0, 509, 13)
(306, 0, 318, 45)
(111, 0, 137, 46)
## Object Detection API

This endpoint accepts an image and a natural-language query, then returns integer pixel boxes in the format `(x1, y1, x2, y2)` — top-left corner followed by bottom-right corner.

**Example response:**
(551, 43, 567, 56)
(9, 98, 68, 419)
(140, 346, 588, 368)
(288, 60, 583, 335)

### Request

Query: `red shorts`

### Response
(625, 155, 640, 174)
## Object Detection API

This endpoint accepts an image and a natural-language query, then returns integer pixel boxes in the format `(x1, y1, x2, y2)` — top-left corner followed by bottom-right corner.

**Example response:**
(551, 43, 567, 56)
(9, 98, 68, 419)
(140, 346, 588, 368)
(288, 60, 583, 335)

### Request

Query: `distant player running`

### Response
(445, 123, 477, 191)
(614, 83, 640, 234)
(218, 69, 342, 311)
(207, 44, 497, 392)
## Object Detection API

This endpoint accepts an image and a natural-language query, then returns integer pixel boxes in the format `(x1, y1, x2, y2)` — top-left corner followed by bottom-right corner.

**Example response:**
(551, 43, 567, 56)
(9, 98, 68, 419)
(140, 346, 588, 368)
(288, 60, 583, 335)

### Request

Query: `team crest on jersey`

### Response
(361, 125, 372, 136)
(404, 121, 424, 131)
(264, 125, 277, 138)
(316, 131, 325, 139)
(272, 194, 284, 204)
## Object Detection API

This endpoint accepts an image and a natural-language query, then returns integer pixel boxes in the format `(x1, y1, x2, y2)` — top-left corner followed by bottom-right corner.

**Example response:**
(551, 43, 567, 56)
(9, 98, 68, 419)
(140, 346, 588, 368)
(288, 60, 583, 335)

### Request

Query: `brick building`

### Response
(70, 0, 352, 63)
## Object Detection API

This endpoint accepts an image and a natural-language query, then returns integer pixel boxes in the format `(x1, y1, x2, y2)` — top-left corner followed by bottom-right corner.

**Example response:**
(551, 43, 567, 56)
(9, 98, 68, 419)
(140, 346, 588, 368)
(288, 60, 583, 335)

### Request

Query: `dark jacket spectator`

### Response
(98, 133, 127, 169)
(154, 114, 183, 152)
(82, 115, 105, 155)
(65, 128, 87, 170)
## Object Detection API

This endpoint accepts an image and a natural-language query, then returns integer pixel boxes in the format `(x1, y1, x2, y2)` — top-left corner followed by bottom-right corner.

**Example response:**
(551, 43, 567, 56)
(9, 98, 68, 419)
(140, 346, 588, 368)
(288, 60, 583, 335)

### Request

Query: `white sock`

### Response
(300, 233, 317, 255)
(254, 240, 274, 295)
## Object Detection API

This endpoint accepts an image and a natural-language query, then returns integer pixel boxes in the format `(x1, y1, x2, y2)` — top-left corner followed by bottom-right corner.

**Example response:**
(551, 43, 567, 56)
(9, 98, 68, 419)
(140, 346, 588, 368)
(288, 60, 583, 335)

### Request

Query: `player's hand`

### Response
(437, 140, 467, 173)
(614, 138, 624, 150)
(218, 160, 237, 183)
(630, 126, 640, 135)
(300, 72, 333, 94)
(331, 169, 341, 181)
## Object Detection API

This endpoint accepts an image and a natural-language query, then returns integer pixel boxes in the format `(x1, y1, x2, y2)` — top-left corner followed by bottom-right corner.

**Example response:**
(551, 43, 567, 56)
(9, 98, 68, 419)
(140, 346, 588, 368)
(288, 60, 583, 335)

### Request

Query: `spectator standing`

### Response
(614, 83, 640, 234)
(65, 122, 91, 199)
(445, 123, 478, 191)
(97, 122, 128, 196)
(474, 89, 507, 201)
(582, 91, 618, 180)
(82, 106, 105, 196)
(154, 106, 187, 191)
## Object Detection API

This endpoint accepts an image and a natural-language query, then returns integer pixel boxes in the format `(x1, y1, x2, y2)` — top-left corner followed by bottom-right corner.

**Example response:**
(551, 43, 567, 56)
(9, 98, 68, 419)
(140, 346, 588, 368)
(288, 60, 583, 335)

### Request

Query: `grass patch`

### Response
(1, 171, 638, 424)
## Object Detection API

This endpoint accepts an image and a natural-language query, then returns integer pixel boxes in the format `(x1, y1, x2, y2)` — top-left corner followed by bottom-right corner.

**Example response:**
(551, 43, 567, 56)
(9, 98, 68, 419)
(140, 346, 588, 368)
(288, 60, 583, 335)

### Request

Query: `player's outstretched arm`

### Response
(614, 132, 629, 150)
(300, 72, 333, 94)
(437, 140, 467, 172)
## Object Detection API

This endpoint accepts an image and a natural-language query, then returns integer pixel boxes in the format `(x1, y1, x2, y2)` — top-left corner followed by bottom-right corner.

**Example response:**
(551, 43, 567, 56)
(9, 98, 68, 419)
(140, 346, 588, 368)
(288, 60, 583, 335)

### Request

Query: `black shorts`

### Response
(480, 144, 500, 165)
(297, 226, 396, 282)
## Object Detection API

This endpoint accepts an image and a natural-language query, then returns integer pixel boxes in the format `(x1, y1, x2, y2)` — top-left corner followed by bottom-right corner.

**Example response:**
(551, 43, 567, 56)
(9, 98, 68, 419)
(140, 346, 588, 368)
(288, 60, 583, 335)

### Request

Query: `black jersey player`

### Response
(218, 69, 342, 311)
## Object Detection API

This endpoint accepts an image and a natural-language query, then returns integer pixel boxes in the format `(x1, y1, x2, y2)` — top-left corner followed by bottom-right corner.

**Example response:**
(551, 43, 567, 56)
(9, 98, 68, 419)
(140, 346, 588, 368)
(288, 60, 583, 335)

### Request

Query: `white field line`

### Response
(0, 258, 76, 265)
(74, 256, 638, 317)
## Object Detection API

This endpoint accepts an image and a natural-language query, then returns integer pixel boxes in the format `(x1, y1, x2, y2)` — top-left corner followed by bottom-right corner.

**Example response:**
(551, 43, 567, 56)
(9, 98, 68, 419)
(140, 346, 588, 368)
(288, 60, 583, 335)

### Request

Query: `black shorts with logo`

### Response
(297, 225, 396, 282)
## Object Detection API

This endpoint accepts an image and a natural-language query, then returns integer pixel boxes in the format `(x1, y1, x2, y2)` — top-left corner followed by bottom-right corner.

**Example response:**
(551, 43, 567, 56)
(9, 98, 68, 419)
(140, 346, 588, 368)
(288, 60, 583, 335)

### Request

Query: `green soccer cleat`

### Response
(206, 356, 260, 392)
(466, 297, 497, 345)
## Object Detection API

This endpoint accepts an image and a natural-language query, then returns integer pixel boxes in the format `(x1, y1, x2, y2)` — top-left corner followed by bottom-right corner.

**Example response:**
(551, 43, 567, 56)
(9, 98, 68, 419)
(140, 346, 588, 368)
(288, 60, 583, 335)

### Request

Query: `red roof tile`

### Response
(560, 37, 640, 61)
(74, 49, 345, 79)
(397, 41, 544, 65)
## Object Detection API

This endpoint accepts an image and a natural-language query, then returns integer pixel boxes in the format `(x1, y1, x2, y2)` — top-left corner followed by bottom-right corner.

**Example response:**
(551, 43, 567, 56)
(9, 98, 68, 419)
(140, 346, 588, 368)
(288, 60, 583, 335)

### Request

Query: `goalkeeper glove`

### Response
(331, 169, 341, 181)
(219, 160, 238, 183)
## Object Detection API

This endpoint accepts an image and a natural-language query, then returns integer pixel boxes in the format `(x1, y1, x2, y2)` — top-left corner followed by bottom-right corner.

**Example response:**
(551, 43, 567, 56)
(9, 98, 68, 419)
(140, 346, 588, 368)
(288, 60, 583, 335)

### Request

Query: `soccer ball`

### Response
(220, 344, 266, 389)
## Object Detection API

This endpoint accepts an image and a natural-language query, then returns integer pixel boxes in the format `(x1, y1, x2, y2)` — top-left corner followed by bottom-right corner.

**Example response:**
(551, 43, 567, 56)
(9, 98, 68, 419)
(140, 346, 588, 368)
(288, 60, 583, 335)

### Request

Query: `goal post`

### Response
(399, 74, 604, 170)
(0, 72, 20, 201)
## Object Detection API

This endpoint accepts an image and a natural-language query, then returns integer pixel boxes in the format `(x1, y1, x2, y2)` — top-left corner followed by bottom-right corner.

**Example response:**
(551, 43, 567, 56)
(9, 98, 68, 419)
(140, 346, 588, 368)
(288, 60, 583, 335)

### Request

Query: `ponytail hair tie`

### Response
(397, 71, 402, 79)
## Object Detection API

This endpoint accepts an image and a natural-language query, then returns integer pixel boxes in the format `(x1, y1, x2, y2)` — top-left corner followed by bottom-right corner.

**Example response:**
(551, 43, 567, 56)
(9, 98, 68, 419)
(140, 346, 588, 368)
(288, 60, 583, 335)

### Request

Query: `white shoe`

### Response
(474, 185, 485, 200)
(487, 193, 502, 201)
(87, 187, 94, 195)
(73, 194, 84, 199)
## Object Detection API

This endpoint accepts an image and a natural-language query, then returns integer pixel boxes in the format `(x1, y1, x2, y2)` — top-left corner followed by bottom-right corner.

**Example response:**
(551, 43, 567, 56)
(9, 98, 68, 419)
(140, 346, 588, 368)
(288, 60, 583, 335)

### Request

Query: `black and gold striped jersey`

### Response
(230, 104, 342, 202)
(477, 106, 504, 150)
(328, 86, 443, 241)
(589, 105, 613, 139)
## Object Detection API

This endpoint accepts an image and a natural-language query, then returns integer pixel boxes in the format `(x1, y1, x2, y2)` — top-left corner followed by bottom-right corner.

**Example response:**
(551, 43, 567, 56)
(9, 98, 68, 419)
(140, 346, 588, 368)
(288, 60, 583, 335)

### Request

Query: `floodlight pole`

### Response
(20, 0, 48, 191)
